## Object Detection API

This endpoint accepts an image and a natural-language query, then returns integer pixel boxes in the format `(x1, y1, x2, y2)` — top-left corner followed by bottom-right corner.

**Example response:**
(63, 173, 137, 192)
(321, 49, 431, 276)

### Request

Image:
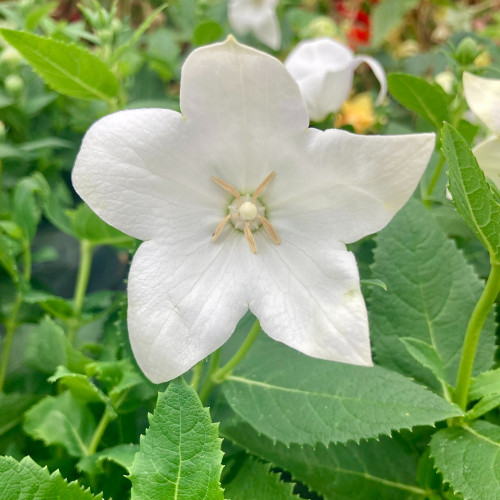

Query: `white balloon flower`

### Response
(228, 0, 280, 50)
(285, 37, 387, 122)
(72, 38, 435, 383)
(463, 72, 500, 188)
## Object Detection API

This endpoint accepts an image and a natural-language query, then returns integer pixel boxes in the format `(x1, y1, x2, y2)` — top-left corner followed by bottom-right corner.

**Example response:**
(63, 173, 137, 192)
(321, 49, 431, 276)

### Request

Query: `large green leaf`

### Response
(0, 456, 101, 500)
(442, 123, 500, 261)
(371, 0, 419, 47)
(369, 199, 496, 391)
(224, 457, 298, 500)
(220, 414, 426, 500)
(430, 421, 500, 500)
(0, 29, 119, 101)
(23, 391, 96, 457)
(388, 73, 449, 129)
(129, 378, 224, 500)
(222, 336, 461, 446)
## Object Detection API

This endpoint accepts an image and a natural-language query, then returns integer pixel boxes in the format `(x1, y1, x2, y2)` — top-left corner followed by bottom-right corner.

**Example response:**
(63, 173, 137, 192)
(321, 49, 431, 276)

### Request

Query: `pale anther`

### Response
(212, 214, 231, 242)
(257, 215, 280, 244)
(252, 170, 275, 200)
(244, 222, 257, 253)
(212, 175, 240, 199)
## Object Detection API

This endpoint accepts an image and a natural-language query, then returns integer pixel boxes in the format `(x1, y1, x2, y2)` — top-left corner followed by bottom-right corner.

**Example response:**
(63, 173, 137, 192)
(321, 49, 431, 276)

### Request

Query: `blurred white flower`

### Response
(463, 72, 500, 188)
(228, 0, 280, 50)
(285, 37, 387, 122)
(72, 37, 434, 383)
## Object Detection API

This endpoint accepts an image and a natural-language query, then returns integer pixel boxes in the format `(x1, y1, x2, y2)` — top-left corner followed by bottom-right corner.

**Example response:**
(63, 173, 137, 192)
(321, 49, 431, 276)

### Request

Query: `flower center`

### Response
(211, 171, 280, 254)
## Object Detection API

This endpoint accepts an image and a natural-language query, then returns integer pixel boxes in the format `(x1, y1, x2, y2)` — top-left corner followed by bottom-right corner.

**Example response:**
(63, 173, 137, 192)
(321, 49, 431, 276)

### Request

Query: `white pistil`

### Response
(211, 171, 280, 253)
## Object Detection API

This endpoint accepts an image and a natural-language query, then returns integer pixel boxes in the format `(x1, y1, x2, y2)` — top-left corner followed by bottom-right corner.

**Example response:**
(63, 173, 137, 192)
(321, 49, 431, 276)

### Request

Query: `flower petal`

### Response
(72, 109, 222, 241)
(179, 36, 308, 191)
(249, 230, 372, 366)
(128, 234, 252, 383)
(463, 72, 500, 133)
(473, 135, 500, 189)
(268, 129, 435, 244)
(352, 55, 387, 105)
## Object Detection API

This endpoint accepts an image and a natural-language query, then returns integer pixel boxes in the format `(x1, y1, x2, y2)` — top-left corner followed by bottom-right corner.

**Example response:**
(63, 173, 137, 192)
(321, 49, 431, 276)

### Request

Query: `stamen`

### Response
(244, 222, 257, 253)
(258, 215, 280, 245)
(252, 171, 275, 200)
(212, 175, 241, 199)
(212, 214, 231, 242)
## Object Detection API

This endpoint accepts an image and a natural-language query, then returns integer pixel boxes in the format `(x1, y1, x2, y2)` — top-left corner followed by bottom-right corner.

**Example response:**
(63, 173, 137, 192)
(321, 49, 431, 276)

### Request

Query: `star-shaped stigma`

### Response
(211, 171, 280, 253)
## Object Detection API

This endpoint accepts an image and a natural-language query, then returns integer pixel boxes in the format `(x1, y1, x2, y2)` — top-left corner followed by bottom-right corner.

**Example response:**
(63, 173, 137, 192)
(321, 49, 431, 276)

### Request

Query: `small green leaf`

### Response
(430, 421, 500, 500)
(222, 336, 462, 446)
(224, 457, 298, 500)
(399, 338, 448, 386)
(192, 20, 224, 46)
(67, 203, 134, 246)
(12, 172, 49, 242)
(23, 392, 96, 457)
(360, 278, 387, 290)
(0, 234, 20, 281)
(77, 443, 139, 476)
(25, 317, 67, 374)
(129, 378, 224, 500)
(0, 29, 119, 101)
(369, 199, 496, 392)
(388, 73, 449, 129)
(49, 366, 111, 406)
(467, 393, 500, 420)
(0, 456, 102, 499)
(371, 0, 419, 47)
(442, 123, 500, 261)
(469, 369, 500, 401)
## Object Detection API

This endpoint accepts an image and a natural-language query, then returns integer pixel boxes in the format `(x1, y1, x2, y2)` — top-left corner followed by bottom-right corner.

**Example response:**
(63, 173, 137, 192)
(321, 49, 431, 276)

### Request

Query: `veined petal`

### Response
(268, 128, 435, 244)
(128, 234, 252, 383)
(72, 109, 222, 241)
(249, 230, 372, 366)
(474, 135, 500, 189)
(463, 72, 500, 133)
(351, 55, 387, 105)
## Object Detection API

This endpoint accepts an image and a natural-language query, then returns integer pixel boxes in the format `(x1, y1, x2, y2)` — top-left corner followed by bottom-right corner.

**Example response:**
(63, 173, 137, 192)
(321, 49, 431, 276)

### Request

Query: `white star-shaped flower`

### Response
(228, 0, 280, 50)
(463, 72, 500, 188)
(285, 37, 387, 122)
(72, 38, 435, 383)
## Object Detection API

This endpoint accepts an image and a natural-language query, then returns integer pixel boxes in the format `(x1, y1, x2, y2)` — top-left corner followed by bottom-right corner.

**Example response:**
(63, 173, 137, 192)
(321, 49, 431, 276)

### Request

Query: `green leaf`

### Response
(129, 378, 224, 500)
(23, 391, 96, 457)
(220, 414, 427, 500)
(369, 199, 496, 391)
(0, 456, 102, 499)
(430, 421, 500, 500)
(467, 393, 500, 420)
(222, 336, 461, 446)
(469, 368, 500, 401)
(371, 0, 419, 47)
(77, 443, 139, 476)
(442, 123, 500, 261)
(388, 73, 449, 129)
(192, 20, 223, 46)
(0, 29, 119, 101)
(12, 172, 50, 242)
(224, 457, 298, 500)
(0, 234, 20, 281)
(24, 317, 67, 374)
(0, 392, 36, 437)
(49, 366, 111, 406)
(399, 338, 448, 386)
(67, 203, 134, 246)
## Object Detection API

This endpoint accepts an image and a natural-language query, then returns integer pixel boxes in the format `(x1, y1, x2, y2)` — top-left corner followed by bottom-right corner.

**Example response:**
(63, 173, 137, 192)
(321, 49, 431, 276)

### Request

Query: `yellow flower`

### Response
(335, 93, 376, 133)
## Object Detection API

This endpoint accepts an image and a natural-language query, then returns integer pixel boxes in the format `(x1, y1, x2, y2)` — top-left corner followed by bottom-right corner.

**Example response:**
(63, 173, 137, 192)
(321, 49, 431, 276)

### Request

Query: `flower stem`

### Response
(190, 360, 204, 390)
(87, 407, 112, 456)
(199, 320, 260, 404)
(0, 240, 31, 392)
(68, 239, 93, 344)
(424, 154, 446, 202)
(453, 261, 500, 411)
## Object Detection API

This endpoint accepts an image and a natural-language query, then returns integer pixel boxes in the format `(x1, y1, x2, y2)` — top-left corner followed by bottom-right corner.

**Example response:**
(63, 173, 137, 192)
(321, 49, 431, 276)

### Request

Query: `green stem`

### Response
(190, 360, 203, 391)
(0, 240, 31, 392)
(68, 239, 93, 343)
(87, 407, 112, 456)
(198, 348, 221, 403)
(199, 320, 261, 403)
(453, 262, 500, 411)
